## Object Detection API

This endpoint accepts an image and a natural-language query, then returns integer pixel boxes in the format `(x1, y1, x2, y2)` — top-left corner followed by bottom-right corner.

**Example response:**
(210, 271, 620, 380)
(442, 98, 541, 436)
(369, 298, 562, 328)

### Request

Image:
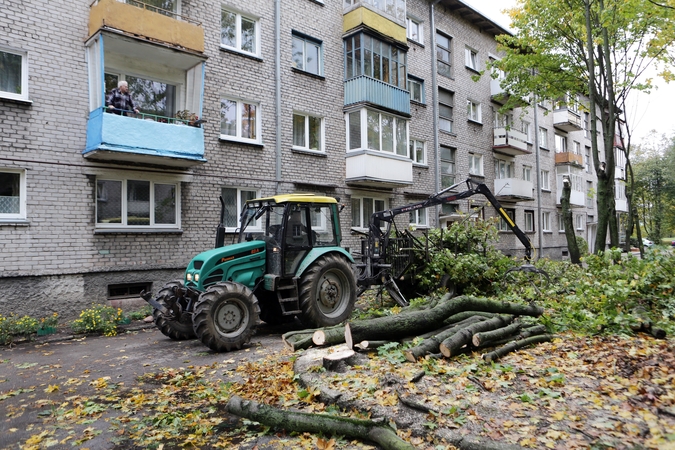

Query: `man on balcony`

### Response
(106, 80, 140, 116)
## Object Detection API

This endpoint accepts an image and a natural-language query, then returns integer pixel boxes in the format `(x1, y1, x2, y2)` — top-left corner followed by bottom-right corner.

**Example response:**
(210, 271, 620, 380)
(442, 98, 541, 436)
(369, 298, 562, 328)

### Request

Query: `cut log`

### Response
(345, 295, 543, 347)
(396, 389, 437, 414)
(472, 322, 522, 347)
(282, 332, 315, 351)
(482, 334, 555, 362)
(225, 395, 415, 450)
(404, 316, 486, 362)
(439, 315, 514, 358)
(478, 324, 547, 348)
(323, 349, 358, 372)
(444, 311, 496, 324)
(354, 340, 389, 351)
(313, 326, 346, 347)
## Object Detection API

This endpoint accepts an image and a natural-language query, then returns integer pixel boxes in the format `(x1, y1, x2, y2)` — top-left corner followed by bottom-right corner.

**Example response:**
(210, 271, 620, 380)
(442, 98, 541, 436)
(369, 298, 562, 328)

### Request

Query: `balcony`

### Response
(555, 152, 583, 166)
(345, 76, 410, 116)
(89, 0, 204, 53)
(493, 127, 530, 156)
(84, 108, 206, 167)
(615, 198, 628, 213)
(345, 150, 413, 188)
(555, 173, 586, 207)
(553, 108, 582, 131)
(493, 178, 534, 202)
(490, 78, 528, 106)
(343, 5, 407, 44)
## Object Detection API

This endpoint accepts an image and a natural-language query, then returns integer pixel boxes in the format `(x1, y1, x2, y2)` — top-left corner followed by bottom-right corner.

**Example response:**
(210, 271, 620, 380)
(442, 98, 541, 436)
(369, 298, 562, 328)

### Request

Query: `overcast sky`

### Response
(462, 0, 675, 145)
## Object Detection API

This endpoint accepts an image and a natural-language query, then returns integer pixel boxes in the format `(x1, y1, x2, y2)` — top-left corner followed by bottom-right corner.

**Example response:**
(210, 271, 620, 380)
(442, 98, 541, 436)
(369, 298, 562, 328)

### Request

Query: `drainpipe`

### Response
(532, 91, 543, 259)
(430, 0, 442, 224)
(274, 0, 282, 193)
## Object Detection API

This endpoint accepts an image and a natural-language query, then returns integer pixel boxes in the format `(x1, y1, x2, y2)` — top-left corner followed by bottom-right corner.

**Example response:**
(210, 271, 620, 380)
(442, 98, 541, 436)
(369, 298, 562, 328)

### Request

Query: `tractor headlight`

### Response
(194, 273, 200, 282)
(186, 273, 193, 281)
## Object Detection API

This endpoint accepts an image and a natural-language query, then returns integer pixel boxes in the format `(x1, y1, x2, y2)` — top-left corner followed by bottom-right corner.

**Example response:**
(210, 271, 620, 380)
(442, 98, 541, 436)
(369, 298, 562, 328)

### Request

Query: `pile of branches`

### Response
(283, 293, 555, 362)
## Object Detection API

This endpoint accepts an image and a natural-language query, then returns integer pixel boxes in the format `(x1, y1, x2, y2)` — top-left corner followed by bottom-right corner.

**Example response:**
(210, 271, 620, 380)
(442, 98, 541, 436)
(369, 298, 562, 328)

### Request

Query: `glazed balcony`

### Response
(555, 152, 583, 166)
(345, 150, 413, 188)
(555, 174, 586, 207)
(493, 178, 533, 202)
(85, 107, 206, 167)
(553, 107, 582, 131)
(343, 5, 407, 44)
(345, 76, 410, 116)
(493, 127, 530, 156)
(89, 0, 204, 53)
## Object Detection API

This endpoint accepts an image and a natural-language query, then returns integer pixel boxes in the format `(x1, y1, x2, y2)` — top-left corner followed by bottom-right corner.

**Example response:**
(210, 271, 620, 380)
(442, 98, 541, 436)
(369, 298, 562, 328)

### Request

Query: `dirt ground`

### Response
(1, 321, 674, 450)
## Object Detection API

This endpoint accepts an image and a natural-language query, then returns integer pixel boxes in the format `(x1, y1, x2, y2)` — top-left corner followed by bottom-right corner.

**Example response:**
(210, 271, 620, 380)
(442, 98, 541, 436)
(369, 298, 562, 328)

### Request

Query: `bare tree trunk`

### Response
(562, 177, 581, 264)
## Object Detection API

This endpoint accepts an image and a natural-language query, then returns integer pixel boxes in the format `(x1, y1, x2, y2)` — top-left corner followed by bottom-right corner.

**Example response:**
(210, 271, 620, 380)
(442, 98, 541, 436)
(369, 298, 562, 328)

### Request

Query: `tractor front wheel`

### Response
(192, 282, 260, 352)
(153, 280, 196, 340)
(299, 254, 356, 328)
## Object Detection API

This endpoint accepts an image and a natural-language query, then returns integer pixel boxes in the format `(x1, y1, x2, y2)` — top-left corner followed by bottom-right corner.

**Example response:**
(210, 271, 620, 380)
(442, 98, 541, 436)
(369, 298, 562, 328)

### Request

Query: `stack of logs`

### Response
(283, 294, 555, 363)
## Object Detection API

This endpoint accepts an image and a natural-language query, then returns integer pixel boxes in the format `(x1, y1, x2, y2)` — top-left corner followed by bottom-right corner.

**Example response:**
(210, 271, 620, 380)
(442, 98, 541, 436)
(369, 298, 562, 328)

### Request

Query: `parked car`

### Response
(642, 238, 654, 248)
(671, 240, 675, 247)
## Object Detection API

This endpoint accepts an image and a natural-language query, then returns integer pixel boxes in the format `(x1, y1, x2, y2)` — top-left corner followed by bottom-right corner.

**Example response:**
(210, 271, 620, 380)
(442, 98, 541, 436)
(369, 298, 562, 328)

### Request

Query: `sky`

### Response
(462, 0, 675, 145)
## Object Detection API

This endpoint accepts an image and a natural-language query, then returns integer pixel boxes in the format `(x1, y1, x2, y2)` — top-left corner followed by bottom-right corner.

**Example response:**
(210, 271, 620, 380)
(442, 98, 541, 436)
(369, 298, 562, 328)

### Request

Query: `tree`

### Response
(492, 0, 675, 253)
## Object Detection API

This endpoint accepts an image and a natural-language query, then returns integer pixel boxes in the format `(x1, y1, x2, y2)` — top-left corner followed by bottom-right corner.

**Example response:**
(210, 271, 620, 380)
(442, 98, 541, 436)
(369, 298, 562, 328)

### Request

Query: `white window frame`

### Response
(464, 46, 478, 71)
(293, 112, 324, 152)
(220, 8, 260, 56)
(541, 170, 550, 191)
(573, 141, 581, 155)
(466, 99, 482, 123)
(409, 208, 428, 227)
(539, 127, 549, 149)
(222, 187, 259, 232)
(575, 214, 584, 230)
(408, 76, 425, 103)
(585, 146, 591, 173)
(410, 139, 426, 165)
(0, 168, 27, 221)
(346, 108, 408, 156)
(555, 133, 567, 153)
(95, 176, 181, 230)
(351, 196, 388, 229)
(542, 211, 551, 232)
(523, 165, 532, 182)
(219, 96, 261, 144)
(524, 211, 534, 232)
(469, 153, 484, 176)
(406, 17, 423, 44)
(0, 47, 29, 102)
(521, 121, 531, 143)
(292, 32, 322, 76)
(495, 158, 514, 179)
(558, 213, 565, 232)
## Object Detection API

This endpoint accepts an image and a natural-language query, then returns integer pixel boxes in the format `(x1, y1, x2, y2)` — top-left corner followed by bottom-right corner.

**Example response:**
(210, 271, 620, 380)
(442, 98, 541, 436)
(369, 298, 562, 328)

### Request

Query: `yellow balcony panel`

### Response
(343, 7, 407, 45)
(89, 0, 204, 53)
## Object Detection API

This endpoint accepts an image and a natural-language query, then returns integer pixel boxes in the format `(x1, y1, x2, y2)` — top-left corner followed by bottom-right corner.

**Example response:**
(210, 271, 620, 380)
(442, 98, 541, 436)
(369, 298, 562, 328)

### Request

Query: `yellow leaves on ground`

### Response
(44, 384, 59, 393)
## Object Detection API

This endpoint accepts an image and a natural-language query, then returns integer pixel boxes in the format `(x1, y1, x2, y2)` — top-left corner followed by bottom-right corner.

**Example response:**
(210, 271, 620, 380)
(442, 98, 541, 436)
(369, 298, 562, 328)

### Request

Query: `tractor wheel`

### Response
(299, 254, 356, 328)
(153, 280, 196, 340)
(192, 282, 260, 352)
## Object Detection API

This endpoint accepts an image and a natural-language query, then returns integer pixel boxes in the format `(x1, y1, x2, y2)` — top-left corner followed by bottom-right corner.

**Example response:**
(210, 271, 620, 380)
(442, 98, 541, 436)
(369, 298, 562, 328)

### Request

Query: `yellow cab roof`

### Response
(248, 193, 338, 205)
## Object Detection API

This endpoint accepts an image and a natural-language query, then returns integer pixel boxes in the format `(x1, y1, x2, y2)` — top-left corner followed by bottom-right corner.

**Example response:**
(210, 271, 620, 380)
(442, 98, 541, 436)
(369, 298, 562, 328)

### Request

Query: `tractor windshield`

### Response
(239, 203, 285, 243)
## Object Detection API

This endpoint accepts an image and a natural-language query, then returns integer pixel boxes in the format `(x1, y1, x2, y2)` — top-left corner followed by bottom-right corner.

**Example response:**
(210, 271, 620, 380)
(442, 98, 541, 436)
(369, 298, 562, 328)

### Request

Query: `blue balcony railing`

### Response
(84, 107, 206, 167)
(344, 76, 410, 115)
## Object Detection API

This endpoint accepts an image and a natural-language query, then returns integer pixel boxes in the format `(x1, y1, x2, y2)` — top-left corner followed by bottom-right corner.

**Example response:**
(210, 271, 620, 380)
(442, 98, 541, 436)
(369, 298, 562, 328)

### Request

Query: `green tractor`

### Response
(142, 193, 356, 352)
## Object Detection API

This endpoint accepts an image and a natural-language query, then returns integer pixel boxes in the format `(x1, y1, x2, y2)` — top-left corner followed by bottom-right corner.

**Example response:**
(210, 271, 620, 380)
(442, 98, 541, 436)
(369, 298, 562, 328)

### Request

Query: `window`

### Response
(344, 33, 407, 89)
(466, 100, 482, 123)
(541, 170, 550, 190)
(539, 127, 549, 149)
(292, 32, 322, 75)
(494, 112, 510, 128)
(586, 180, 594, 207)
(410, 139, 426, 164)
(293, 112, 323, 152)
(351, 196, 387, 228)
(408, 76, 425, 103)
(343, 0, 406, 22)
(441, 203, 459, 216)
(0, 48, 28, 101)
(575, 214, 584, 230)
(436, 32, 452, 78)
(128, 0, 179, 15)
(573, 141, 581, 155)
(524, 211, 534, 232)
(523, 165, 532, 182)
(498, 209, 515, 232)
(495, 158, 514, 179)
(105, 73, 177, 118)
(221, 8, 259, 55)
(521, 121, 531, 142)
(583, 112, 590, 138)
(407, 17, 423, 43)
(96, 177, 180, 228)
(108, 282, 153, 300)
(469, 153, 483, 176)
(221, 187, 258, 230)
(438, 88, 454, 133)
(220, 97, 260, 143)
(585, 146, 591, 172)
(409, 208, 428, 227)
(464, 47, 478, 71)
(440, 146, 455, 188)
(346, 108, 408, 156)
(542, 211, 551, 232)
(555, 134, 567, 153)
(0, 169, 26, 220)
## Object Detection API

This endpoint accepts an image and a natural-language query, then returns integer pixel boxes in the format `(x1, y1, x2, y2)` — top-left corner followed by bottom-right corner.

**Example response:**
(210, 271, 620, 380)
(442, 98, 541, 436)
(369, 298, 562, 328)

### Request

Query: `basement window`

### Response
(108, 282, 152, 299)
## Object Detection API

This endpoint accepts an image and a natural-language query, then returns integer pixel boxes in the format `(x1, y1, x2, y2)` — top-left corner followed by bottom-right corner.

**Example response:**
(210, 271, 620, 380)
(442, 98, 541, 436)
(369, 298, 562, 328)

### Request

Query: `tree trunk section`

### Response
(313, 326, 346, 347)
(562, 178, 581, 265)
(482, 334, 555, 362)
(439, 315, 513, 358)
(472, 322, 522, 347)
(225, 395, 414, 450)
(478, 324, 548, 348)
(405, 316, 486, 362)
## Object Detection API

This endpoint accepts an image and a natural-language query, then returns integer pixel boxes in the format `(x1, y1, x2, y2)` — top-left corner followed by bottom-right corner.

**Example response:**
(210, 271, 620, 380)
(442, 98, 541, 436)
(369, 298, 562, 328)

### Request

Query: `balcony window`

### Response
(105, 73, 176, 118)
(96, 177, 180, 229)
(409, 139, 426, 164)
(495, 158, 514, 179)
(467, 100, 482, 123)
(0, 47, 28, 102)
(439, 88, 454, 133)
(0, 169, 26, 220)
(469, 153, 483, 176)
(521, 121, 531, 142)
(440, 145, 455, 188)
(222, 187, 258, 231)
(555, 133, 567, 153)
(346, 108, 408, 156)
(292, 32, 322, 76)
(573, 141, 581, 155)
(498, 208, 515, 231)
(293, 112, 323, 152)
(343, 0, 406, 22)
(220, 97, 260, 143)
(344, 33, 407, 89)
(436, 32, 452, 78)
(351, 196, 387, 229)
(495, 112, 510, 128)
(127, 0, 180, 16)
(408, 76, 424, 103)
(221, 8, 259, 56)
(464, 46, 478, 71)
(407, 17, 423, 44)
(409, 208, 427, 227)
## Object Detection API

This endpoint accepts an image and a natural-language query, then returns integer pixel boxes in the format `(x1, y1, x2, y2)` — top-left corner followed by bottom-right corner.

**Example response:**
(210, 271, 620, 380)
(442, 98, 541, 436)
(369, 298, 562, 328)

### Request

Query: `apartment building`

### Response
(0, 0, 624, 318)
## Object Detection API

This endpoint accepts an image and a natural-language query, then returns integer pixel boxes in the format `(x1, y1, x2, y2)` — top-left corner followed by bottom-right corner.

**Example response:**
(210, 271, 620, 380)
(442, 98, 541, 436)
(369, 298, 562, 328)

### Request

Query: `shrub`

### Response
(71, 304, 125, 336)
(0, 314, 39, 345)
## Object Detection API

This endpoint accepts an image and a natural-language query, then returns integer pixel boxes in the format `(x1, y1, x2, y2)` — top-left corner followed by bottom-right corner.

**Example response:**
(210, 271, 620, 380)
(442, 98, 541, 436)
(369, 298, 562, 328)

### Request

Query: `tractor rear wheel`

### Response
(153, 280, 196, 340)
(192, 282, 260, 352)
(299, 254, 356, 327)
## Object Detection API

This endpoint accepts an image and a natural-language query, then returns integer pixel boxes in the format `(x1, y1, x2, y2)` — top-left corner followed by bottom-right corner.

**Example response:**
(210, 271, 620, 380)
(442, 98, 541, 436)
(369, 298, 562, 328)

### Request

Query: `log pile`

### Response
(282, 294, 554, 362)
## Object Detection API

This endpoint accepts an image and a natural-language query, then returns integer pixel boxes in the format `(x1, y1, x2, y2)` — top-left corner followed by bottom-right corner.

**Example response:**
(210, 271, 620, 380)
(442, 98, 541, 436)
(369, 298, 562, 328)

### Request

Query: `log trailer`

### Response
(142, 178, 543, 352)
